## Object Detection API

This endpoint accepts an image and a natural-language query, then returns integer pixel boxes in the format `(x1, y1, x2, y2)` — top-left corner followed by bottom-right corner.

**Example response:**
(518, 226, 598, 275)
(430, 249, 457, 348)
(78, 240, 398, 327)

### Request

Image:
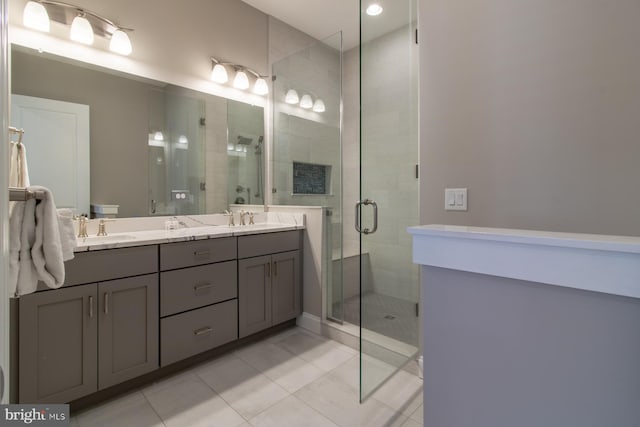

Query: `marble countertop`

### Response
(74, 212, 305, 252)
(408, 224, 640, 299)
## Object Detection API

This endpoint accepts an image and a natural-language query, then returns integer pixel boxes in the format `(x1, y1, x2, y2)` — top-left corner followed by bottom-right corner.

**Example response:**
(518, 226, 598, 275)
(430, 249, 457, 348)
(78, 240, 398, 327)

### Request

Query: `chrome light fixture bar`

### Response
(210, 57, 269, 95)
(22, 0, 133, 55)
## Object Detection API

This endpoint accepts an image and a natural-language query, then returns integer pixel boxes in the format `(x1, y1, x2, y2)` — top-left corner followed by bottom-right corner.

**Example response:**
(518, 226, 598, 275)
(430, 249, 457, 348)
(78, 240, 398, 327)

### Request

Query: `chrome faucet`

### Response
(97, 219, 108, 236)
(239, 210, 247, 226)
(248, 212, 255, 225)
(76, 215, 88, 238)
(224, 210, 235, 226)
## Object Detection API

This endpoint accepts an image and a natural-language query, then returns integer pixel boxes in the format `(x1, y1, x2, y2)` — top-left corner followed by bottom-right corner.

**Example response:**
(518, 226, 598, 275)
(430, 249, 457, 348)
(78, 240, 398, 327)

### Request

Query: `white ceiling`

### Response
(241, 0, 359, 49)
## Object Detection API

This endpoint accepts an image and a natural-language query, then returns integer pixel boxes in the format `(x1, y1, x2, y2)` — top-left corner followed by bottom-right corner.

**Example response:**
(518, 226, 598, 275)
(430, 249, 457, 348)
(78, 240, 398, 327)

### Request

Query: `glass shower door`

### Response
(359, 0, 419, 401)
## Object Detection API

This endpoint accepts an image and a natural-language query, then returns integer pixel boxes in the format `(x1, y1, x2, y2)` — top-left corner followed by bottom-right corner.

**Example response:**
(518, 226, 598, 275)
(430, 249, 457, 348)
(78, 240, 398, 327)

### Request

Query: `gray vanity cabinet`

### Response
(19, 284, 98, 403)
(18, 246, 159, 404)
(98, 274, 159, 389)
(238, 231, 302, 338)
(271, 250, 301, 325)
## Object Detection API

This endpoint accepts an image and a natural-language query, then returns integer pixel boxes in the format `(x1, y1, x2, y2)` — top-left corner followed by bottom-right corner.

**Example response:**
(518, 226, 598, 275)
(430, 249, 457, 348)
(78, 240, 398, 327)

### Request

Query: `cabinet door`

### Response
(238, 255, 272, 338)
(272, 250, 301, 325)
(19, 284, 98, 403)
(98, 274, 159, 390)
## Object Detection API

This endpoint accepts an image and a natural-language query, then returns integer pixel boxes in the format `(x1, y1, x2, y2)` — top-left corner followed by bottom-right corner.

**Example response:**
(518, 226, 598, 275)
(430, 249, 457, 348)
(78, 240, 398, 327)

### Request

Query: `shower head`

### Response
(237, 135, 253, 145)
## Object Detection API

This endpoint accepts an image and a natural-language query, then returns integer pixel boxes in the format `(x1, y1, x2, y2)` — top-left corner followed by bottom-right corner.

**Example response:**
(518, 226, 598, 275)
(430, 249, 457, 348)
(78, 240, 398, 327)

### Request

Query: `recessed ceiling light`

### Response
(366, 4, 383, 16)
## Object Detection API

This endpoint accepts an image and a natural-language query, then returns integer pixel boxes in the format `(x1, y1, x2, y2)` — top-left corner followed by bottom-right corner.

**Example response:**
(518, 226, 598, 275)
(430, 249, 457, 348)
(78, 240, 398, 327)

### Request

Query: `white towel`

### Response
(9, 196, 37, 296)
(56, 208, 77, 262)
(9, 141, 30, 188)
(9, 141, 31, 218)
(31, 186, 66, 290)
(9, 186, 66, 296)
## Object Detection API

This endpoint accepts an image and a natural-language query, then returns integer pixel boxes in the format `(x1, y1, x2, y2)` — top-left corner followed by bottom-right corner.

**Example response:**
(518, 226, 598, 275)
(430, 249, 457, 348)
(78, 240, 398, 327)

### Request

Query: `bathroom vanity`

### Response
(12, 218, 303, 405)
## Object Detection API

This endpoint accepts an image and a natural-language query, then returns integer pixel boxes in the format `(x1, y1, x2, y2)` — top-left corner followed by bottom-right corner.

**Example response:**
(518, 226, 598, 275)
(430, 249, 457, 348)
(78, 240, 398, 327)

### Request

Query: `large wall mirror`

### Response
(10, 45, 265, 217)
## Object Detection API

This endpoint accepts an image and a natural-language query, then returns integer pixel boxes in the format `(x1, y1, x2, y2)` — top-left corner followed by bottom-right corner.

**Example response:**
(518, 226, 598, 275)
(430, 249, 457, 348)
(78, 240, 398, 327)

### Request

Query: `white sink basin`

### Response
(79, 234, 137, 244)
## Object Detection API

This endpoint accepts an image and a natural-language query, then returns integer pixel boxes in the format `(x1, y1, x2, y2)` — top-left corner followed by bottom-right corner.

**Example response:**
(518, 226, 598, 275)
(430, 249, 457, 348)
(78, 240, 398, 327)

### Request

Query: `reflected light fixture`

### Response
(233, 69, 250, 90)
(178, 135, 188, 144)
(22, 1, 134, 55)
(110, 29, 132, 55)
(23, 1, 50, 32)
(299, 94, 313, 109)
(153, 131, 164, 141)
(70, 14, 94, 45)
(285, 89, 300, 104)
(313, 99, 326, 113)
(366, 4, 383, 16)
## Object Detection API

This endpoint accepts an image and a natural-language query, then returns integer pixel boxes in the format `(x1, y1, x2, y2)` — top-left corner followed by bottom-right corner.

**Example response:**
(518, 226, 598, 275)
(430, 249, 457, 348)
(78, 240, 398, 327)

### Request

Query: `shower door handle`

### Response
(355, 199, 378, 235)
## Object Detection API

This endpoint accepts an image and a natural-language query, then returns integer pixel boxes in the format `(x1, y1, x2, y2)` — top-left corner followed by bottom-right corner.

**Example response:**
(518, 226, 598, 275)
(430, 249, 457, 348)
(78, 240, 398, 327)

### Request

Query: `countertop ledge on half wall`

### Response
(408, 224, 640, 299)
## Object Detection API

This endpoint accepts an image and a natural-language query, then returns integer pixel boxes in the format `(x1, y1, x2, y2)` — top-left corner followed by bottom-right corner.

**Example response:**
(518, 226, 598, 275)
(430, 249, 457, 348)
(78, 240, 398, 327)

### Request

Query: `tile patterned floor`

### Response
(71, 327, 423, 427)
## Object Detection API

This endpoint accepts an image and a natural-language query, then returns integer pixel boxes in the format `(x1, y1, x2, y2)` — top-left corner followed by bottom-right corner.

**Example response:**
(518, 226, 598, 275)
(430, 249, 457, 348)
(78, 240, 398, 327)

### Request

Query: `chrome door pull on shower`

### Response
(355, 199, 378, 234)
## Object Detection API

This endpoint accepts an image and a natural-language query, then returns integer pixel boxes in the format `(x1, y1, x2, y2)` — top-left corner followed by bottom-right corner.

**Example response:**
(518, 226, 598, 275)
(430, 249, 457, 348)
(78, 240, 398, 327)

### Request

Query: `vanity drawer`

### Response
(160, 300, 237, 366)
(54, 245, 158, 288)
(160, 237, 237, 270)
(237, 230, 301, 259)
(160, 261, 237, 317)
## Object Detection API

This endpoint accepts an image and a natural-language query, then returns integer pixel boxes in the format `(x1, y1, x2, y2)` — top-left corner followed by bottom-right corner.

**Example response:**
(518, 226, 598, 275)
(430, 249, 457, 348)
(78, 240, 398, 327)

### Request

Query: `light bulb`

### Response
(253, 77, 269, 95)
(233, 70, 250, 90)
(70, 15, 94, 45)
(109, 29, 132, 55)
(300, 94, 313, 109)
(285, 89, 299, 104)
(366, 4, 383, 16)
(211, 63, 228, 83)
(23, 1, 50, 32)
(313, 99, 326, 113)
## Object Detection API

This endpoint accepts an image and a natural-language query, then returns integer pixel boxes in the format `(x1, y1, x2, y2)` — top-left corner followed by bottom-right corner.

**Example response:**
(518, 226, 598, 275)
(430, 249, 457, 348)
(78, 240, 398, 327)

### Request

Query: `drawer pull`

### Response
(193, 283, 214, 292)
(193, 326, 213, 336)
(88, 296, 94, 318)
(104, 293, 109, 314)
(193, 250, 211, 257)
(266, 262, 271, 277)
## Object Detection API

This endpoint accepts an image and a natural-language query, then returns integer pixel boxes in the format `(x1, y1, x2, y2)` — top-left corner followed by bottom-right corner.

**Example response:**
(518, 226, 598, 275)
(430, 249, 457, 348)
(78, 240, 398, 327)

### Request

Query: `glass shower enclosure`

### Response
(358, 0, 420, 400)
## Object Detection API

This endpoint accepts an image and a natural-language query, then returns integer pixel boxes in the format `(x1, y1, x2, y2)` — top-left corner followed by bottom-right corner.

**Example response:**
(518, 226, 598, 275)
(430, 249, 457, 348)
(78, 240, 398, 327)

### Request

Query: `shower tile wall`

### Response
(347, 25, 420, 302)
(204, 96, 229, 213)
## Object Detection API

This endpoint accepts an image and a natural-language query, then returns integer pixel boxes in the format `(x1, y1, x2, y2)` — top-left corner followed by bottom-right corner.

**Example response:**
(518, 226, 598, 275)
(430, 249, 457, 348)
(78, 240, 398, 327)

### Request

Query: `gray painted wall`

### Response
(419, 0, 640, 236)
(422, 266, 640, 427)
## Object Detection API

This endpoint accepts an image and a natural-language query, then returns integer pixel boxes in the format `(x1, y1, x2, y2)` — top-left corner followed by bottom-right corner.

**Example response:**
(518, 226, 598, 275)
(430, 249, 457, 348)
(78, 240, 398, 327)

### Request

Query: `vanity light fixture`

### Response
(178, 135, 188, 144)
(110, 29, 132, 55)
(70, 14, 93, 45)
(21, 0, 133, 55)
(210, 59, 229, 83)
(23, 1, 50, 32)
(312, 99, 326, 113)
(153, 131, 164, 142)
(299, 94, 313, 109)
(233, 69, 250, 90)
(366, 4, 383, 16)
(285, 89, 300, 104)
(209, 57, 269, 95)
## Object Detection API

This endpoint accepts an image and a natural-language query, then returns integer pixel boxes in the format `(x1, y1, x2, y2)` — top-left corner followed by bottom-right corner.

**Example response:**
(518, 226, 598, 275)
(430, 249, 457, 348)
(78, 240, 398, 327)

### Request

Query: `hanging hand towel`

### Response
(9, 196, 38, 296)
(31, 186, 66, 289)
(56, 208, 77, 261)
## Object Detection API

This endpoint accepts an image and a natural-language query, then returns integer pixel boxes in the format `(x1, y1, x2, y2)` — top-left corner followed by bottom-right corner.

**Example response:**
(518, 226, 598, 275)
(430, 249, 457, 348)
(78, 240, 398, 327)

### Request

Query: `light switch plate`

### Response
(445, 188, 468, 211)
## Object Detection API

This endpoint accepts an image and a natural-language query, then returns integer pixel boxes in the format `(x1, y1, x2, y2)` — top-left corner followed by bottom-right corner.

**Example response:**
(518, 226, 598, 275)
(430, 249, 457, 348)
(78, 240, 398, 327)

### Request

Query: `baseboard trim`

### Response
(296, 312, 322, 334)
